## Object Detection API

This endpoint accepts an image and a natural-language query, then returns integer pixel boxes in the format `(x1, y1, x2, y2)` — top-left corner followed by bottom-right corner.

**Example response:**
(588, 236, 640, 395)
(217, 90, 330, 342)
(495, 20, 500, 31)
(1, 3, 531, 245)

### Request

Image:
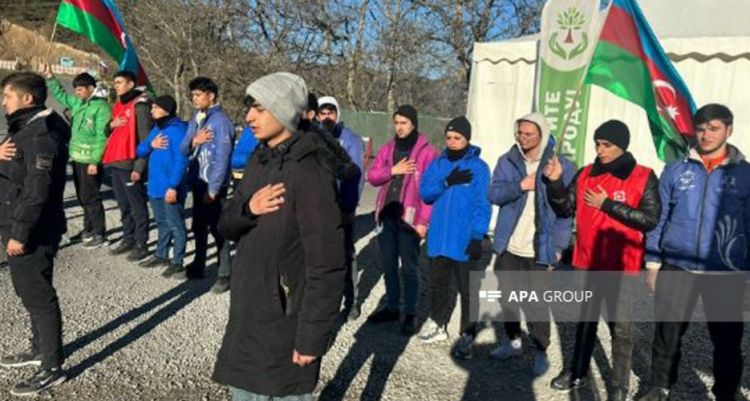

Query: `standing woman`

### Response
(418, 116, 491, 359)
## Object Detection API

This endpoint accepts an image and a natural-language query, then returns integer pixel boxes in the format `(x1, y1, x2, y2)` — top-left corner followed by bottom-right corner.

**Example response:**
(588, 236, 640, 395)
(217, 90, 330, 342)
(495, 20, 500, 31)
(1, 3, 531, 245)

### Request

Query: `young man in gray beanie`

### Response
(213, 72, 345, 401)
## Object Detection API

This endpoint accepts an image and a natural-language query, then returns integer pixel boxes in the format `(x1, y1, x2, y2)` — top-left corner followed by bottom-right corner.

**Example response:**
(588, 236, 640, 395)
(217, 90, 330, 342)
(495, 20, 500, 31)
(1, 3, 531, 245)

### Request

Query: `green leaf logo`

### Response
(550, 7, 588, 60)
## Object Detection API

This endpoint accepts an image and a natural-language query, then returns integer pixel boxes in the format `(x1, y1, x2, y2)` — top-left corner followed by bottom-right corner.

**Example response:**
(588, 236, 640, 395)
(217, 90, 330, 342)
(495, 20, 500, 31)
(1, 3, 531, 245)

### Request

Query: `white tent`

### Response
(467, 0, 750, 173)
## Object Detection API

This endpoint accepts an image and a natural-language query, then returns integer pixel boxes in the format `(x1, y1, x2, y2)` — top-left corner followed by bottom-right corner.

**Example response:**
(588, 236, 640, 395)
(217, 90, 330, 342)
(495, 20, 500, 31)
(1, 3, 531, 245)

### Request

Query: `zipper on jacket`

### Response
(442, 162, 454, 251)
(693, 166, 712, 270)
(279, 272, 291, 316)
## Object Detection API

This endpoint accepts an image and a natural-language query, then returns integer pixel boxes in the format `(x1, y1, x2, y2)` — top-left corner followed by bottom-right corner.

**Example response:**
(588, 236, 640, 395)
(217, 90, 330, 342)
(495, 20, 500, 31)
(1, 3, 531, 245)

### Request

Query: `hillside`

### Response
(0, 19, 101, 70)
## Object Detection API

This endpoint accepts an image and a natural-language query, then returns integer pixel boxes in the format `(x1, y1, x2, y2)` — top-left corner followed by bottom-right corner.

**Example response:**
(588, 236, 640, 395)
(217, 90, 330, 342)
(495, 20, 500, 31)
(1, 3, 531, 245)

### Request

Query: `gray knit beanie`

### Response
(245, 72, 308, 132)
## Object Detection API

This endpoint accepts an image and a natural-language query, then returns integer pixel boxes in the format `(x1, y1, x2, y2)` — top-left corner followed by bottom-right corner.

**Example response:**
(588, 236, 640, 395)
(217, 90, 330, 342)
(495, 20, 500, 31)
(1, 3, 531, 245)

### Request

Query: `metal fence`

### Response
(339, 110, 450, 152)
(0, 59, 19, 71)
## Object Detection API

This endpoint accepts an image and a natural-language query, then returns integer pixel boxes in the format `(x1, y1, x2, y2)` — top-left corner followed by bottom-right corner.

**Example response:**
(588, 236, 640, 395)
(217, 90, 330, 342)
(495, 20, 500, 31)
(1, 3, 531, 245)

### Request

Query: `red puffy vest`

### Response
(572, 164, 652, 273)
(102, 96, 142, 165)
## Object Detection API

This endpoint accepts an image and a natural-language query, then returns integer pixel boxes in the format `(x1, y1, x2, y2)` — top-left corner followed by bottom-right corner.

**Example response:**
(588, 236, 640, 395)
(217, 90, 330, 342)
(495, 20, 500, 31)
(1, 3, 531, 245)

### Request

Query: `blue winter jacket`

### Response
(489, 139, 575, 266)
(645, 145, 750, 272)
(136, 117, 189, 200)
(420, 146, 492, 262)
(334, 123, 365, 213)
(231, 126, 259, 171)
(179, 104, 235, 196)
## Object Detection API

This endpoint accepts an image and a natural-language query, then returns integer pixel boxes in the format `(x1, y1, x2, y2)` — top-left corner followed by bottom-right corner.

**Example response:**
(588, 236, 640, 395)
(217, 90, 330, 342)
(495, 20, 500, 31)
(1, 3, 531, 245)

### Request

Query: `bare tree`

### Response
(27, 0, 548, 119)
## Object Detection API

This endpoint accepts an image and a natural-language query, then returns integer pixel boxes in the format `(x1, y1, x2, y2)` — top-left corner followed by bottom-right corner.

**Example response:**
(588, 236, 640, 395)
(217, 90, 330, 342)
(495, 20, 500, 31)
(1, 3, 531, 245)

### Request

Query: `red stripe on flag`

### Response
(61, 0, 125, 46)
(599, 5, 646, 61)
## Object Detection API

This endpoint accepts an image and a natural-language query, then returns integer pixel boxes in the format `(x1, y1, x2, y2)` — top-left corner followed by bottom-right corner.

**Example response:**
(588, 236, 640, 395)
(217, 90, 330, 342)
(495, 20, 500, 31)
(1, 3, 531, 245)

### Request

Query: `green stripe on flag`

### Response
(56, 2, 125, 64)
(584, 41, 653, 110)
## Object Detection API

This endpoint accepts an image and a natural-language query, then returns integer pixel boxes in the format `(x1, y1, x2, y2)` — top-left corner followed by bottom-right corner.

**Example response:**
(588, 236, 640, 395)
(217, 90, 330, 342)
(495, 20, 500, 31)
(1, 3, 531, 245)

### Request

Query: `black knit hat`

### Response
(394, 104, 418, 130)
(445, 116, 472, 141)
(594, 120, 630, 151)
(152, 95, 177, 116)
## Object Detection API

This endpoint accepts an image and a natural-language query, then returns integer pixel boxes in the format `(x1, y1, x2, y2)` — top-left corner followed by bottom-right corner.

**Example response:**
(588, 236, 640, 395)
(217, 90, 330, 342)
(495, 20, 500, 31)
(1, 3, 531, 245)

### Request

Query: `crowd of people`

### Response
(0, 67, 746, 401)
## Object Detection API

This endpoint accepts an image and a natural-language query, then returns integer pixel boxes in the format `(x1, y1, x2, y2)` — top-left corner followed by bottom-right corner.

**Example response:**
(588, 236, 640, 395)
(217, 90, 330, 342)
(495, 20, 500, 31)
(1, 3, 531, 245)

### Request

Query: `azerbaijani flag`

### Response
(56, 0, 150, 88)
(585, 0, 696, 161)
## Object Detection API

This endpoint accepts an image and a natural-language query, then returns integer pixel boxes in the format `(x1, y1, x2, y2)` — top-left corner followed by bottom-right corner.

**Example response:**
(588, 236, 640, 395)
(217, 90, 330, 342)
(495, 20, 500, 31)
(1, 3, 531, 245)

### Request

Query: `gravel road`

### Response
(0, 181, 747, 401)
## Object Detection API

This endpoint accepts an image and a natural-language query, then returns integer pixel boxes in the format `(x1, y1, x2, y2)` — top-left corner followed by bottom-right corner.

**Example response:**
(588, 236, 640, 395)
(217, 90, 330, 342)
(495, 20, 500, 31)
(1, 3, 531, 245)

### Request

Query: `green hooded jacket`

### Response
(47, 77, 112, 164)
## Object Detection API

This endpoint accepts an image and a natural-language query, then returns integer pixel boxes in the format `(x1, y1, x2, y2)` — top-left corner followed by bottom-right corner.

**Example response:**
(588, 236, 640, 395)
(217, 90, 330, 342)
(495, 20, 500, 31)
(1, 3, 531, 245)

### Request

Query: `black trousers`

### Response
(191, 181, 231, 275)
(569, 273, 635, 390)
(109, 167, 149, 246)
(342, 220, 359, 309)
(72, 162, 105, 237)
(650, 264, 744, 400)
(430, 256, 475, 336)
(8, 242, 63, 369)
(495, 252, 552, 351)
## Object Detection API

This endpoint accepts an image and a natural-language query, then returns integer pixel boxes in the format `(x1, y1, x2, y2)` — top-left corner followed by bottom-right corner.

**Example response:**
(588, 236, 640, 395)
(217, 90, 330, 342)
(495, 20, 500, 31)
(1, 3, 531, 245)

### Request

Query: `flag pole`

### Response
(43, 20, 59, 66)
(50, 21, 59, 43)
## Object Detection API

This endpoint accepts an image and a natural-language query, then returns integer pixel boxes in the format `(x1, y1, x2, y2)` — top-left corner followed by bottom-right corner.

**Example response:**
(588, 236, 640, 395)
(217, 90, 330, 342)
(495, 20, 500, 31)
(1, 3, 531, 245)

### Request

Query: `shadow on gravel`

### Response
(320, 232, 413, 401)
(62, 275, 213, 380)
(353, 212, 376, 244)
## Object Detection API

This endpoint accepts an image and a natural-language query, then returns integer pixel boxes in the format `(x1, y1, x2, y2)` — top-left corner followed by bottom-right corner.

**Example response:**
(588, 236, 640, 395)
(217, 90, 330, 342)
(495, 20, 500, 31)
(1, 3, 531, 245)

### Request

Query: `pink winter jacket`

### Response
(367, 133, 438, 229)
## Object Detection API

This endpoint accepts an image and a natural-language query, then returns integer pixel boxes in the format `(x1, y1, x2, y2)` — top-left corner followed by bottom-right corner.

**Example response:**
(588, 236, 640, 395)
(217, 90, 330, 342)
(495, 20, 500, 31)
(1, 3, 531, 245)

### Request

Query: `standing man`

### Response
(544, 120, 661, 401)
(179, 77, 234, 290)
(418, 116, 491, 359)
(213, 72, 345, 401)
(0, 72, 69, 396)
(488, 112, 575, 376)
(639, 104, 749, 401)
(136, 96, 190, 278)
(318, 96, 365, 320)
(102, 70, 152, 262)
(366, 105, 438, 335)
(42, 65, 111, 248)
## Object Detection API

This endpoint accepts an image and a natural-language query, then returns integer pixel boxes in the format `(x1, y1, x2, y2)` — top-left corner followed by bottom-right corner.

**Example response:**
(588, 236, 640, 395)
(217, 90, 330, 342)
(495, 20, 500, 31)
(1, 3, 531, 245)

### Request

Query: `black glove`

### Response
(465, 239, 483, 260)
(445, 167, 473, 186)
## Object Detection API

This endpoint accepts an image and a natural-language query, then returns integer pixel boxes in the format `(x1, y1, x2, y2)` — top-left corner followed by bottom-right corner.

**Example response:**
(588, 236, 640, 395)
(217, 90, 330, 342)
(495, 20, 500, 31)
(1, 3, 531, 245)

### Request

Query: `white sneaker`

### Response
(418, 319, 448, 344)
(532, 351, 550, 376)
(418, 318, 439, 337)
(490, 338, 523, 360)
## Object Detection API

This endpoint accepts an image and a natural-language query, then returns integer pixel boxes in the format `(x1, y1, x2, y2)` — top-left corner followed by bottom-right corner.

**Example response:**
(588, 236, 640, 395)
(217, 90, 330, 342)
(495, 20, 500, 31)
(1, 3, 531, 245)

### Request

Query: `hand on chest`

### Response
(580, 175, 639, 207)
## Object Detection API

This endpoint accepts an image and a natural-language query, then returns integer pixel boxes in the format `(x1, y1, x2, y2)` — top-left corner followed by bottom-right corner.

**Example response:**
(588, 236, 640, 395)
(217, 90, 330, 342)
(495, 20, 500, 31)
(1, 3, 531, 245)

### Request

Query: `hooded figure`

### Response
(487, 112, 576, 375)
(316, 95, 366, 320)
(490, 112, 575, 265)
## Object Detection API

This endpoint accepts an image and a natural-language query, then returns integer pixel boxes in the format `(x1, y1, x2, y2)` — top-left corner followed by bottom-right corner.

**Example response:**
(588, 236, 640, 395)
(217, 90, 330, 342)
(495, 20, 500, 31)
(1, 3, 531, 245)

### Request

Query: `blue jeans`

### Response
(150, 198, 187, 265)
(230, 387, 313, 401)
(377, 216, 421, 314)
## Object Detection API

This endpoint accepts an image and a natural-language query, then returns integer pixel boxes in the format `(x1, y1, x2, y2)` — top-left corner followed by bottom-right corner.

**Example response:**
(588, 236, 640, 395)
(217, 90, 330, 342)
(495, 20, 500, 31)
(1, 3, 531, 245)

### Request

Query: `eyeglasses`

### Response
(515, 131, 539, 139)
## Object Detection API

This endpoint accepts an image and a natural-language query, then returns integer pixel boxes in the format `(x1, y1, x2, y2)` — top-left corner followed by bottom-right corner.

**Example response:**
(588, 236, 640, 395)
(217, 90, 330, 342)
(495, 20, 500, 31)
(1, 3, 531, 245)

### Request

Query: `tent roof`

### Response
(474, 0, 750, 62)
(639, 0, 750, 39)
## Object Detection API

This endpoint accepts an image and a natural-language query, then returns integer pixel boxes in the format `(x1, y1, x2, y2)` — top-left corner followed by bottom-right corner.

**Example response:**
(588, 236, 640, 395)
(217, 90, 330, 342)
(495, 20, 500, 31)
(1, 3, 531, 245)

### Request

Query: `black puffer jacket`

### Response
(0, 106, 69, 247)
(213, 132, 345, 396)
(547, 152, 661, 232)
